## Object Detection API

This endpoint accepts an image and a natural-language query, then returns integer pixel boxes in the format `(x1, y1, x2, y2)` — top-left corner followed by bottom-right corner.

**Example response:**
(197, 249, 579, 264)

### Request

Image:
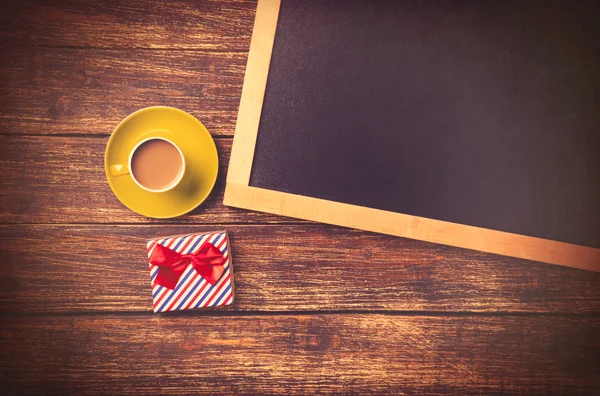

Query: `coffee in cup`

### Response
(110, 137, 186, 193)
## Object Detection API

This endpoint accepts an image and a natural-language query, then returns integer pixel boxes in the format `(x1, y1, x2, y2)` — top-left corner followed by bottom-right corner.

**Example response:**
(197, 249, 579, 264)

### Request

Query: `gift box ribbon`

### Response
(149, 242, 226, 290)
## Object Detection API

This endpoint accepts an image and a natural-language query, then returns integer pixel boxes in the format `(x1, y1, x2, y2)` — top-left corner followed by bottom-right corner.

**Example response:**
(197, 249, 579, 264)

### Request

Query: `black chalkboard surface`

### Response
(248, 0, 600, 248)
(225, 0, 600, 270)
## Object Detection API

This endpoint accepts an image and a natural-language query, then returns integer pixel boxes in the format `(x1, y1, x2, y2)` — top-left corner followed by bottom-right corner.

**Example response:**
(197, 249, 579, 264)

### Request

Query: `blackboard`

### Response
(225, 0, 600, 271)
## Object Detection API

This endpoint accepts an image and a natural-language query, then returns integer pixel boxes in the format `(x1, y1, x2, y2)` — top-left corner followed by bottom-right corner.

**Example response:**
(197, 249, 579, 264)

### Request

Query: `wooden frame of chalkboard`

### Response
(224, 0, 600, 272)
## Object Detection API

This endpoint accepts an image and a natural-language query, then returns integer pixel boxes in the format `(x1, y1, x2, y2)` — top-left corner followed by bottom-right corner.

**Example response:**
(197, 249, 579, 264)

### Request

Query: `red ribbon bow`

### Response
(149, 242, 226, 290)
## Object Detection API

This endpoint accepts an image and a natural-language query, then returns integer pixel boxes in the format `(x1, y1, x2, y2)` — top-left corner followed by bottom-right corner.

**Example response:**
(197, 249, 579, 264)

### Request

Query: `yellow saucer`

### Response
(105, 106, 218, 218)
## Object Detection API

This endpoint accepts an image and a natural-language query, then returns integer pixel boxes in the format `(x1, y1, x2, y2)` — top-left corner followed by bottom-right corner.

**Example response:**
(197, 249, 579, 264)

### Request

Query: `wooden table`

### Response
(1, 1, 599, 394)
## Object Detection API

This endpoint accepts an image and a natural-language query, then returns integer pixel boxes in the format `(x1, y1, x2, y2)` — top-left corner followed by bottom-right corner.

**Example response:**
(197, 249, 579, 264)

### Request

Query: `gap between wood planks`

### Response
(1, 310, 599, 318)
(0, 132, 235, 139)
(0, 44, 250, 52)
(0, 222, 307, 226)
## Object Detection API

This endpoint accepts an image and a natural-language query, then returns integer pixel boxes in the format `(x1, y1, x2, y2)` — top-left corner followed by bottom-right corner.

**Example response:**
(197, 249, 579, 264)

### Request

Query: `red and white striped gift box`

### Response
(146, 230, 234, 313)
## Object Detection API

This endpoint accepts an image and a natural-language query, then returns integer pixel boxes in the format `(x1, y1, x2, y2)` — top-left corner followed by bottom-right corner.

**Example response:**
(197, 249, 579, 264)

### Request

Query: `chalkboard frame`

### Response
(224, 0, 600, 272)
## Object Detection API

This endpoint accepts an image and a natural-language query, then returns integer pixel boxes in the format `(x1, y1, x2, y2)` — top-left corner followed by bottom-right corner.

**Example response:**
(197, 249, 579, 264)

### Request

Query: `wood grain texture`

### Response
(1, 1, 598, 393)
(0, 48, 245, 136)
(2, 225, 600, 314)
(0, 136, 302, 224)
(0, 0, 255, 50)
(1, 314, 599, 394)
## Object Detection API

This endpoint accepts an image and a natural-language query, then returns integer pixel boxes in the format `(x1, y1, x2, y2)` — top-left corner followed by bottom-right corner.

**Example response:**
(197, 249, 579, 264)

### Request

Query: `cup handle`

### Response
(109, 164, 130, 177)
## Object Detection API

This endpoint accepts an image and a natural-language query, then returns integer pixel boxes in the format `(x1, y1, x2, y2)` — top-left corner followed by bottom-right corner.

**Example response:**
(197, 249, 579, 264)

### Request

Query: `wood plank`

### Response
(1, 314, 598, 394)
(0, 48, 245, 136)
(2, 225, 600, 314)
(0, 0, 255, 50)
(0, 136, 299, 224)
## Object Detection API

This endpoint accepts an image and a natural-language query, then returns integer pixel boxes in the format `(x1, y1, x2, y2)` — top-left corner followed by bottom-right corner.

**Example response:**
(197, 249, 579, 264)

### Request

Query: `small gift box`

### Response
(146, 230, 234, 313)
